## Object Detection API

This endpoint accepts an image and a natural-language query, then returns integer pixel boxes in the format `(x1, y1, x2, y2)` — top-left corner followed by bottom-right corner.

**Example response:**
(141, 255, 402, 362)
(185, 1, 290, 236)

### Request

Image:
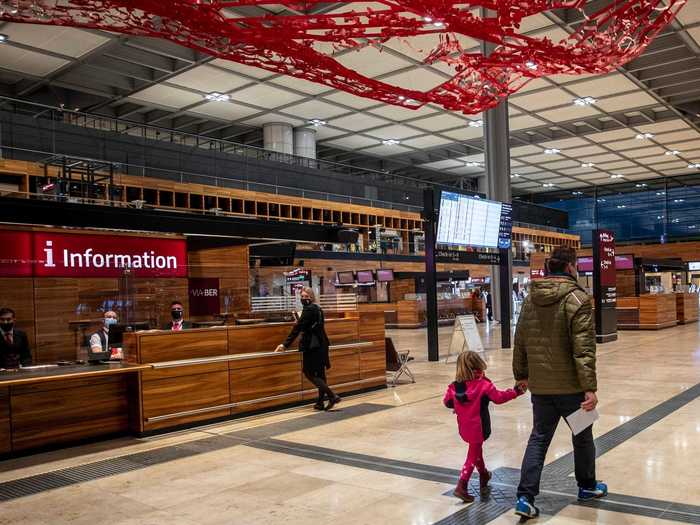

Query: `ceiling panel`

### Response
(511, 88, 575, 111)
(328, 113, 392, 132)
(321, 91, 379, 110)
(169, 65, 252, 93)
(540, 137, 590, 149)
(334, 46, 410, 77)
(324, 135, 379, 150)
(595, 92, 659, 113)
(410, 113, 469, 132)
(383, 68, 448, 91)
(209, 58, 275, 79)
(361, 144, 413, 156)
(189, 101, 260, 120)
(511, 144, 546, 156)
(365, 124, 423, 140)
(282, 100, 349, 119)
(129, 84, 203, 109)
(537, 105, 601, 122)
(441, 127, 484, 141)
(419, 159, 464, 170)
(0, 45, 69, 76)
(239, 112, 305, 127)
(508, 115, 546, 130)
(3, 24, 110, 57)
(401, 135, 454, 149)
(270, 75, 329, 94)
(233, 84, 306, 109)
(566, 73, 640, 98)
(367, 103, 438, 122)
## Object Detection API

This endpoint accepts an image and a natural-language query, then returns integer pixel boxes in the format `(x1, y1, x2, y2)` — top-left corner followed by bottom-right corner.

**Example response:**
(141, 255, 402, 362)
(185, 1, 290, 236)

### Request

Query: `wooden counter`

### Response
(0, 363, 146, 454)
(395, 298, 477, 328)
(676, 293, 699, 325)
(617, 294, 678, 330)
(123, 312, 386, 433)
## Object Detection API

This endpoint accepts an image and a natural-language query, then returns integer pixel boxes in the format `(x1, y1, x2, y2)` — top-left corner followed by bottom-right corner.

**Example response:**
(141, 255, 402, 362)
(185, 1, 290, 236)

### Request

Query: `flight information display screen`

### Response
(436, 191, 513, 249)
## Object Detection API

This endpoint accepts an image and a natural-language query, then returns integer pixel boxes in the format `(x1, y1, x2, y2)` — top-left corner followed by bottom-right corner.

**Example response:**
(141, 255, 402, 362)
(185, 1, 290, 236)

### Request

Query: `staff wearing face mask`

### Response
(0, 307, 32, 369)
(275, 287, 340, 411)
(89, 310, 118, 357)
(162, 301, 193, 331)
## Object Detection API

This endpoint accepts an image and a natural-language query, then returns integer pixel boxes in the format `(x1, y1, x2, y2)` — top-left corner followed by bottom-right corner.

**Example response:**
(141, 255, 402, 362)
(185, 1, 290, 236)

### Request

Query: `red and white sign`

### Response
(188, 278, 220, 316)
(0, 231, 187, 278)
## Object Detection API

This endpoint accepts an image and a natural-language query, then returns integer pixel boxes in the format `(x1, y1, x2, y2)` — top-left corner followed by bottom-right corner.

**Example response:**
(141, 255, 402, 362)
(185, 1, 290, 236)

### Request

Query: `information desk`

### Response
(676, 293, 699, 325)
(0, 363, 146, 454)
(123, 312, 386, 433)
(395, 298, 479, 328)
(616, 294, 678, 330)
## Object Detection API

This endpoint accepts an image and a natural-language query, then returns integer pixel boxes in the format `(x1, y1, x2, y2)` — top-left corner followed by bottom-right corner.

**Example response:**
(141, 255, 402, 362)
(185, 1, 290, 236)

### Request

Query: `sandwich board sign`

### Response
(445, 314, 484, 362)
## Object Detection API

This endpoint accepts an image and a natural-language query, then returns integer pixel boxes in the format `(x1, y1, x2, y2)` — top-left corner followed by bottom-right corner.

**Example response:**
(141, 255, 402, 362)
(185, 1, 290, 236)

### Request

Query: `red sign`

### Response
(0, 231, 187, 278)
(596, 230, 616, 287)
(0, 231, 33, 277)
(189, 278, 220, 316)
(530, 269, 545, 279)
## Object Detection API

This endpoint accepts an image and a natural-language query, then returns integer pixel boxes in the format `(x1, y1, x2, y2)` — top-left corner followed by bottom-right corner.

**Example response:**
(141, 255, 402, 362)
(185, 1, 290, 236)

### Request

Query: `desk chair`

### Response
(385, 337, 415, 386)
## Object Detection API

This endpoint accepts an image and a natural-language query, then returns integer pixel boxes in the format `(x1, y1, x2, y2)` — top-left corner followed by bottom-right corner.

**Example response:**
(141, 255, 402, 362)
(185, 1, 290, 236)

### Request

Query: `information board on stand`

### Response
(593, 229, 618, 343)
(445, 314, 484, 362)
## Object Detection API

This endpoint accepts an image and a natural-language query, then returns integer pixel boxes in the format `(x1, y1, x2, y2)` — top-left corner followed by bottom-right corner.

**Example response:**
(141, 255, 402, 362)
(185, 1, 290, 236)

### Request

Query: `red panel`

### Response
(0, 231, 33, 277)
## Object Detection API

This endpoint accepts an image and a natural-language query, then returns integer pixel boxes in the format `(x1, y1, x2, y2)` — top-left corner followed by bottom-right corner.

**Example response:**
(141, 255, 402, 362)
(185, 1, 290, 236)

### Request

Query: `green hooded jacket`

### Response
(513, 275, 597, 395)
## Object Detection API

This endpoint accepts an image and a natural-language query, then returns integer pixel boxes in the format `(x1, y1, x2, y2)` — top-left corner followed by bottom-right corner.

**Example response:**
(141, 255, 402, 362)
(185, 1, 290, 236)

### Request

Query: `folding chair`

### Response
(385, 337, 415, 386)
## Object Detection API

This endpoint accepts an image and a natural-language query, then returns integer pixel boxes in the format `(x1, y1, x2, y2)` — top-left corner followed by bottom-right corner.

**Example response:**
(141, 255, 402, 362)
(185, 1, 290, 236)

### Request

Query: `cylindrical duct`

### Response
(263, 122, 293, 154)
(293, 127, 317, 159)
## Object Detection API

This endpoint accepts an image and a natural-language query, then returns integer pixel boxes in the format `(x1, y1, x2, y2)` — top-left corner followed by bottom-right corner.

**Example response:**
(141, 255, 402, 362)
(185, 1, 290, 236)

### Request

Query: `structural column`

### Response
(293, 127, 317, 159)
(263, 122, 293, 154)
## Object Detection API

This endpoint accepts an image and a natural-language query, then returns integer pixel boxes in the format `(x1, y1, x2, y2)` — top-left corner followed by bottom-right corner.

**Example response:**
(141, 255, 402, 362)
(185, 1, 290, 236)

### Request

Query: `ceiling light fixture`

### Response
(511, 173, 520, 178)
(572, 191, 583, 196)
(468, 120, 483, 128)
(382, 139, 401, 146)
(465, 162, 481, 167)
(665, 150, 680, 156)
(543, 183, 554, 188)
(635, 132, 654, 140)
(204, 92, 230, 102)
(581, 162, 595, 168)
(635, 183, 647, 188)
(573, 96, 597, 106)
(308, 119, 326, 126)
(690, 225, 697, 230)
(0, 34, 8, 43)
(597, 198, 606, 203)
(617, 205, 627, 209)
(525, 61, 538, 70)
(611, 174, 624, 179)
(656, 191, 666, 196)
(423, 16, 433, 22)
(674, 199, 685, 203)
(689, 163, 700, 169)
(433, 21, 444, 27)
(544, 148, 560, 155)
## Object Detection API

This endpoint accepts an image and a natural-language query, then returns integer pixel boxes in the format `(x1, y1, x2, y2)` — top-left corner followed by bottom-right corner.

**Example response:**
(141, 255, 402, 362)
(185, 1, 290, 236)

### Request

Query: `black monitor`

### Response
(107, 322, 150, 346)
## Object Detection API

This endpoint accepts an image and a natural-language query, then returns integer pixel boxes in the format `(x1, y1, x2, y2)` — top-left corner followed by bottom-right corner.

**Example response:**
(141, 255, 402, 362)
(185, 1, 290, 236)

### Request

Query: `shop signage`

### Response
(436, 250, 501, 265)
(0, 230, 187, 278)
(530, 269, 545, 279)
(592, 229, 618, 343)
(285, 268, 311, 283)
(188, 278, 220, 316)
(689, 261, 700, 272)
(578, 254, 633, 273)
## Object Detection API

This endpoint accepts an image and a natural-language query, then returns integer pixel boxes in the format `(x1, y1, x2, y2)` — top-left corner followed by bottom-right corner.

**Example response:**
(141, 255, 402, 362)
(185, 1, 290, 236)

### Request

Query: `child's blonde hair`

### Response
(455, 351, 487, 382)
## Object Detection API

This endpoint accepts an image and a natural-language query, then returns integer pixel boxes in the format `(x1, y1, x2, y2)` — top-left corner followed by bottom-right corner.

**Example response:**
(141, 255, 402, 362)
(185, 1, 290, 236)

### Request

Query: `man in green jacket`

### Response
(512, 246, 607, 519)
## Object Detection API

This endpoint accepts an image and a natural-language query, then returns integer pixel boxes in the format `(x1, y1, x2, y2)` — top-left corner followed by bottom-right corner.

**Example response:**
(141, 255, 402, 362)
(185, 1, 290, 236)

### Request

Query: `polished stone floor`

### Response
(1, 321, 699, 525)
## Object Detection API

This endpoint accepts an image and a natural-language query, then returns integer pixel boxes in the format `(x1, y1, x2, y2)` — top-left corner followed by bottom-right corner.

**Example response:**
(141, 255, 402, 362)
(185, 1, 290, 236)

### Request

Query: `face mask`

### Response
(1, 322, 14, 332)
(104, 318, 117, 327)
(301, 298, 312, 306)
(171, 310, 183, 320)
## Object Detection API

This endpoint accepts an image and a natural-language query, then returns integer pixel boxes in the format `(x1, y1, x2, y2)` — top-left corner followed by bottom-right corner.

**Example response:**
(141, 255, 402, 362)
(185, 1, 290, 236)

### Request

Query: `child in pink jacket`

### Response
(443, 351, 525, 503)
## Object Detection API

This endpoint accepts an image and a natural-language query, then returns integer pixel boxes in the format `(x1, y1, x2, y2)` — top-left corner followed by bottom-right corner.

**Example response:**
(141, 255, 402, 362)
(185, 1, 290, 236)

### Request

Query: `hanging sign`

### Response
(188, 278, 220, 316)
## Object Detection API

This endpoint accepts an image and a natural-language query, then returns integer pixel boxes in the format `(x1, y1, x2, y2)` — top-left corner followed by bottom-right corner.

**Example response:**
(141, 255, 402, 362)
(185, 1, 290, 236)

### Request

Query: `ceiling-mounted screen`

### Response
(336, 271, 355, 285)
(376, 269, 394, 282)
(436, 191, 512, 249)
(356, 270, 375, 284)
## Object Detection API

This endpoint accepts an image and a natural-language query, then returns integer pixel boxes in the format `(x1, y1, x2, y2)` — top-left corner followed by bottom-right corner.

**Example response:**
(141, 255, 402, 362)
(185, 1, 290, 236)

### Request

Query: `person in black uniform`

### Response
(276, 287, 340, 411)
(0, 307, 32, 369)
(162, 301, 193, 330)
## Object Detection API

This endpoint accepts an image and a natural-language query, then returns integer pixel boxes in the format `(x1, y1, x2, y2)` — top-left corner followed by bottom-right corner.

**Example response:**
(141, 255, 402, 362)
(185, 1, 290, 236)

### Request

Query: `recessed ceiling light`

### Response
(581, 162, 595, 168)
(617, 205, 627, 209)
(611, 174, 624, 179)
(308, 119, 326, 126)
(511, 173, 520, 178)
(674, 199, 685, 203)
(690, 225, 697, 229)
(433, 21, 444, 27)
(573, 97, 597, 106)
(689, 163, 700, 169)
(597, 198, 606, 203)
(665, 150, 680, 156)
(423, 16, 433, 22)
(525, 61, 538, 70)
(465, 162, 481, 167)
(572, 191, 583, 196)
(544, 148, 560, 155)
(204, 92, 230, 102)
(656, 191, 666, 196)
(468, 120, 483, 128)
(543, 183, 554, 188)
(0, 34, 8, 43)
(635, 183, 647, 188)
(382, 139, 401, 146)
(672, 218, 680, 223)
(635, 133, 654, 140)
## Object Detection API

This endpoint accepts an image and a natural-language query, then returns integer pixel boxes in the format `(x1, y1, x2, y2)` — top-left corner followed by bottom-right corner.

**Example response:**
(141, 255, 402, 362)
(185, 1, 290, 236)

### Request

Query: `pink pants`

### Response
(459, 442, 487, 482)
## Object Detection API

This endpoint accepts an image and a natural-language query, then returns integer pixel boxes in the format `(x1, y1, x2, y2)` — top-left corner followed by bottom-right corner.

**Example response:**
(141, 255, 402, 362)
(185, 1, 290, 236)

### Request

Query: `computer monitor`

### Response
(356, 270, 375, 284)
(107, 322, 150, 346)
(376, 269, 394, 282)
(336, 271, 355, 285)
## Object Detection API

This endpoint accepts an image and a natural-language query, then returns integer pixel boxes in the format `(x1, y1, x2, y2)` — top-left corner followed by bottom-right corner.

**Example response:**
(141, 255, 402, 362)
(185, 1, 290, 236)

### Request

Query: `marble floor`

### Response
(1, 322, 700, 525)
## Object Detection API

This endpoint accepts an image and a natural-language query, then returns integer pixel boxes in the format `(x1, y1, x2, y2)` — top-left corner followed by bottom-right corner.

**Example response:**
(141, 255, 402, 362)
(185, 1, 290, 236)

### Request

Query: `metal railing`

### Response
(251, 294, 358, 313)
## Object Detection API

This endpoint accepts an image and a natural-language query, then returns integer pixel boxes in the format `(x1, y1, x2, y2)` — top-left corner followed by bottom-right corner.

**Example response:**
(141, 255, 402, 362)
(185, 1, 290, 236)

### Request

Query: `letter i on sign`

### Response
(44, 241, 56, 267)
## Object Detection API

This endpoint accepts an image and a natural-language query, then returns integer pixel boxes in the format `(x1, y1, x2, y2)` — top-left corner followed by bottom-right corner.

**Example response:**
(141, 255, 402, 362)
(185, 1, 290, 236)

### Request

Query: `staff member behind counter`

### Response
(88, 310, 120, 360)
(0, 307, 32, 369)
(162, 301, 193, 331)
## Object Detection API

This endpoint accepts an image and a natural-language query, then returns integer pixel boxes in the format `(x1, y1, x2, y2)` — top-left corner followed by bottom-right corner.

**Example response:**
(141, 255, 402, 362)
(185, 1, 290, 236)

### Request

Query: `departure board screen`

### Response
(436, 191, 513, 249)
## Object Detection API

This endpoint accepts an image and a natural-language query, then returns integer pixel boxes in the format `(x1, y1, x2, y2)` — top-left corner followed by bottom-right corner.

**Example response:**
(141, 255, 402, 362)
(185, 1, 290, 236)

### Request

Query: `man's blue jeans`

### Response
(517, 393, 597, 503)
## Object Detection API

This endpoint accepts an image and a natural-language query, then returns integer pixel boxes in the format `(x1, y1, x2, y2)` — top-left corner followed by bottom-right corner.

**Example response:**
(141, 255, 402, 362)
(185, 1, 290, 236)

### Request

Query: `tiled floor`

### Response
(1, 321, 700, 525)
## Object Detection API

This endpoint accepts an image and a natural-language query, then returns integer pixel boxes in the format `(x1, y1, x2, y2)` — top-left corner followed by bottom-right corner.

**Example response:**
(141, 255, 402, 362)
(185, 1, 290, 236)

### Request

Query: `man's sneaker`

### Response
(578, 482, 608, 501)
(515, 496, 540, 519)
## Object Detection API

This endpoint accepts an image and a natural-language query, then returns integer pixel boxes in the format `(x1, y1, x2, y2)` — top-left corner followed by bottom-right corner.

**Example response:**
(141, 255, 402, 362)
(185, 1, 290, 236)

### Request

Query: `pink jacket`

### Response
(443, 375, 520, 444)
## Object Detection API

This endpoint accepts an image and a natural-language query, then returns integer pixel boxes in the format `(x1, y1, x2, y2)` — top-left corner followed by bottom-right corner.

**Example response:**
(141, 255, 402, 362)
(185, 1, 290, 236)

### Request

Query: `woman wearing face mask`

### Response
(275, 287, 340, 411)
(162, 301, 193, 330)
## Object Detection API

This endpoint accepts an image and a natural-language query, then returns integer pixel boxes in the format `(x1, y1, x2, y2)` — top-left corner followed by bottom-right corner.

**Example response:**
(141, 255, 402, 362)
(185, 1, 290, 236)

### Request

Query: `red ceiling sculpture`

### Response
(0, 0, 687, 114)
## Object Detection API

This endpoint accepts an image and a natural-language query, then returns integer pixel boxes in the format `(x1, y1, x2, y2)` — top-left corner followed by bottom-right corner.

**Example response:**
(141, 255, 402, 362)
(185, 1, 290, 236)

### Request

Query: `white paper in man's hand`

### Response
(565, 408, 599, 436)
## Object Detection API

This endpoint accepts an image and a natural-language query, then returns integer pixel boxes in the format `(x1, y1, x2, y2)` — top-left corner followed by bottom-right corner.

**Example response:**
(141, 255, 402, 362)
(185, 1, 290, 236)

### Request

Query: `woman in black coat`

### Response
(276, 287, 340, 411)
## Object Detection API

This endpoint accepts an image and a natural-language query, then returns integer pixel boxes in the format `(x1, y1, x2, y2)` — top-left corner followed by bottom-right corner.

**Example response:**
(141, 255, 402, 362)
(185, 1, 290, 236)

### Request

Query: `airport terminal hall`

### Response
(2, 1, 700, 524)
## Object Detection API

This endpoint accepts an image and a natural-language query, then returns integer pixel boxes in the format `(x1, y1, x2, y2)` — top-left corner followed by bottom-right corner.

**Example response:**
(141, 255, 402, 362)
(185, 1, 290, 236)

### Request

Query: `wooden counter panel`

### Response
(303, 348, 359, 393)
(360, 343, 386, 380)
(676, 293, 699, 324)
(138, 329, 228, 362)
(142, 362, 229, 382)
(228, 324, 290, 355)
(358, 312, 385, 343)
(228, 351, 301, 370)
(231, 361, 302, 404)
(617, 297, 640, 309)
(325, 319, 359, 345)
(11, 373, 131, 395)
(0, 388, 9, 454)
(11, 375, 130, 451)
(141, 371, 230, 421)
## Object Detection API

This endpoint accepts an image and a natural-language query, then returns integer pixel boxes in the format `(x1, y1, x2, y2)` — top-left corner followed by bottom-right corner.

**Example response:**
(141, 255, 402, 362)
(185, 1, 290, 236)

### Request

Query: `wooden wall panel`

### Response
(188, 245, 250, 315)
(617, 270, 636, 297)
(138, 328, 228, 362)
(10, 375, 130, 451)
(0, 278, 35, 359)
(0, 387, 10, 454)
(391, 278, 415, 302)
(131, 278, 189, 328)
(33, 278, 79, 363)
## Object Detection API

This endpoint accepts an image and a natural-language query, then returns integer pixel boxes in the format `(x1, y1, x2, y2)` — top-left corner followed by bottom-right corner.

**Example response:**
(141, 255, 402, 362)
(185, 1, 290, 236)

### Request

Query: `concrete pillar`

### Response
(293, 127, 317, 159)
(263, 122, 293, 154)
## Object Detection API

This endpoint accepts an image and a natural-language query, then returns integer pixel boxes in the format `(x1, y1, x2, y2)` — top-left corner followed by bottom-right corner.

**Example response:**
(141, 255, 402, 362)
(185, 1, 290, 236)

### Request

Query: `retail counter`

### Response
(0, 312, 385, 455)
(676, 293, 699, 324)
(395, 298, 479, 328)
(617, 294, 678, 330)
